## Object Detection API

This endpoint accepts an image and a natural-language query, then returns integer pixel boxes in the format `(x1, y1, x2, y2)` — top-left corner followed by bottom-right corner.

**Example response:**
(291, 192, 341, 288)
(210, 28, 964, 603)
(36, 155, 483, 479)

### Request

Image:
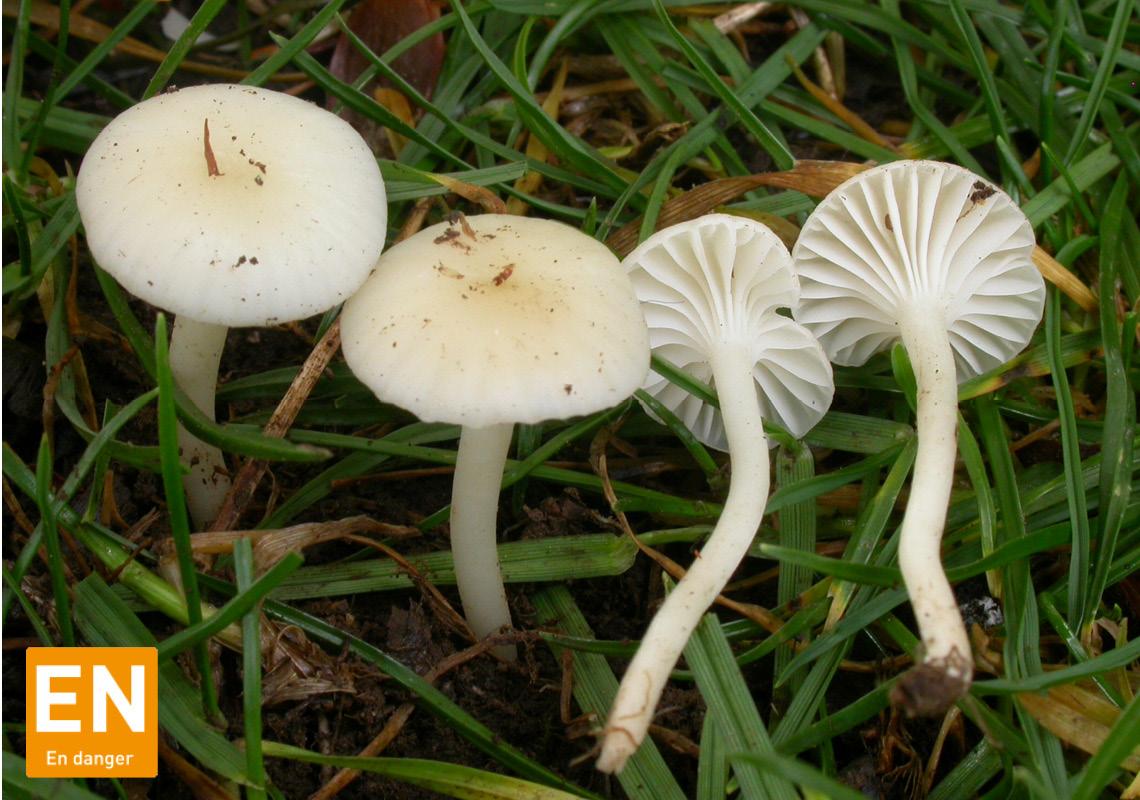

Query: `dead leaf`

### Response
(1019, 685, 1140, 773)
(328, 0, 445, 151)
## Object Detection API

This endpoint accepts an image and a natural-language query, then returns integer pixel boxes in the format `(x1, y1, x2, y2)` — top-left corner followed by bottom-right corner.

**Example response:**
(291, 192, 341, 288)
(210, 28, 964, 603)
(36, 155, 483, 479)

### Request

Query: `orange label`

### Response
(25, 647, 158, 778)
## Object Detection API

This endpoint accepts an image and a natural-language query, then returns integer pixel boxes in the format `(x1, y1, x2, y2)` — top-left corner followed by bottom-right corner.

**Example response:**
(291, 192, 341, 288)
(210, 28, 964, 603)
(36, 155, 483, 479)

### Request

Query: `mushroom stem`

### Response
(451, 422, 517, 661)
(892, 308, 972, 714)
(169, 316, 232, 528)
(598, 342, 769, 774)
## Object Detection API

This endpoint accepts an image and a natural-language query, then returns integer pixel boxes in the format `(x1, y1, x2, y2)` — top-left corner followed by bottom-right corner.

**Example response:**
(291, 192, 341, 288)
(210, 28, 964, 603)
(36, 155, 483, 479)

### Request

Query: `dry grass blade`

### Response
(261, 637, 356, 706)
(158, 739, 235, 800)
(187, 515, 418, 570)
(1033, 247, 1098, 311)
(588, 421, 786, 634)
(714, 2, 774, 34)
(1018, 685, 1140, 772)
(788, 8, 838, 101)
(373, 87, 415, 155)
(429, 175, 507, 213)
(589, 423, 911, 676)
(606, 161, 867, 256)
(786, 55, 892, 149)
(5, 0, 305, 81)
(211, 320, 343, 532)
(507, 59, 569, 216)
(608, 158, 1099, 315)
(922, 707, 964, 795)
(364, 539, 474, 643)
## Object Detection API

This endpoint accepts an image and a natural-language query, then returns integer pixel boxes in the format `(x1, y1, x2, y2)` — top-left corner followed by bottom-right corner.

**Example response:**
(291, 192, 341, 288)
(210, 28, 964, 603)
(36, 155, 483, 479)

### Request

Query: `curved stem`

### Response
(598, 342, 769, 774)
(169, 317, 232, 528)
(894, 309, 972, 710)
(451, 422, 516, 661)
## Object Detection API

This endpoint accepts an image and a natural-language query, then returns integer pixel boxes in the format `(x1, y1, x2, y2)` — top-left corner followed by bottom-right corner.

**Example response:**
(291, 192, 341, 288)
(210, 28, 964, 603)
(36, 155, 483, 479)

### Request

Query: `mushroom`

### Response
(340, 214, 649, 659)
(76, 84, 387, 527)
(790, 160, 1044, 714)
(597, 214, 834, 773)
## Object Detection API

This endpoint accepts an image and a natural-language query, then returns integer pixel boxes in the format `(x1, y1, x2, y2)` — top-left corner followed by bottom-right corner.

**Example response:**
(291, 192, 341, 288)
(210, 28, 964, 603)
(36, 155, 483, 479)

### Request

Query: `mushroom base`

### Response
(889, 655, 972, 718)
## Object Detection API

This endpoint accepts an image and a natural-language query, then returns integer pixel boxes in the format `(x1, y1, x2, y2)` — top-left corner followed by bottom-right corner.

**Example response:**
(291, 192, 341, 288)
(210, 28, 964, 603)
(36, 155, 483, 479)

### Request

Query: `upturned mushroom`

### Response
(76, 84, 387, 527)
(791, 160, 1044, 715)
(597, 214, 834, 774)
(340, 214, 649, 660)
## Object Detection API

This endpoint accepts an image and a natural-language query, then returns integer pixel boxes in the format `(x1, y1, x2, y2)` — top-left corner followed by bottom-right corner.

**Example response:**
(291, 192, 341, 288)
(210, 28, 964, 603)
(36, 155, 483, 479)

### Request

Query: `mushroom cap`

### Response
(76, 84, 387, 327)
(791, 160, 1043, 379)
(624, 214, 834, 451)
(340, 214, 650, 427)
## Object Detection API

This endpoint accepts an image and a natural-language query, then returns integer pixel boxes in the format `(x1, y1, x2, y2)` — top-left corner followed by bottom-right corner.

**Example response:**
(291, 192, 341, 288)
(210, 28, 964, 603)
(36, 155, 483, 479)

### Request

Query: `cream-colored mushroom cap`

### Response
(792, 160, 1043, 377)
(341, 214, 650, 427)
(76, 83, 387, 327)
(625, 214, 833, 451)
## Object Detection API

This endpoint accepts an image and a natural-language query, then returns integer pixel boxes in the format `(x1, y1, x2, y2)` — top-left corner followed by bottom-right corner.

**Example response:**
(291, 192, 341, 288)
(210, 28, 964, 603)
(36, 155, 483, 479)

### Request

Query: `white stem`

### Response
(451, 422, 516, 661)
(598, 342, 769, 774)
(169, 316, 232, 529)
(896, 308, 973, 696)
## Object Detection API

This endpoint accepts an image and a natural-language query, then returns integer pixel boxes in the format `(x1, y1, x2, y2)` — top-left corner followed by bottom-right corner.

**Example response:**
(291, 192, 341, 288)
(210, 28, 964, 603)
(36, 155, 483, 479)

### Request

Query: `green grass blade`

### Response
(684, 606, 798, 800)
(1062, 0, 1135, 163)
(448, 0, 627, 194)
(1086, 175, 1136, 624)
(957, 415, 999, 596)
(1070, 690, 1140, 800)
(1044, 287, 1092, 627)
(142, 0, 229, 97)
(883, 0, 983, 173)
(272, 533, 635, 600)
(651, 0, 793, 169)
(727, 751, 871, 800)
(973, 637, 1140, 695)
(2, 0, 31, 171)
(51, 1, 159, 105)
(156, 553, 302, 662)
(928, 740, 1003, 800)
(697, 711, 728, 800)
(92, 267, 331, 463)
(72, 575, 250, 785)
(1022, 142, 1120, 227)
(241, 0, 352, 87)
(260, 742, 585, 800)
(34, 435, 74, 646)
(240, 589, 600, 797)
(154, 313, 218, 719)
(2, 753, 104, 799)
(532, 586, 687, 800)
(975, 394, 1069, 790)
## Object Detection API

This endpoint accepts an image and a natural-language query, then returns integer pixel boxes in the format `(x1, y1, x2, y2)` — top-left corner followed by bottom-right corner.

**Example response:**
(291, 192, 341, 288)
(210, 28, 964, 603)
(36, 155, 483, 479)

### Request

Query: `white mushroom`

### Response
(597, 214, 833, 773)
(791, 160, 1043, 715)
(76, 84, 387, 527)
(340, 214, 649, 660)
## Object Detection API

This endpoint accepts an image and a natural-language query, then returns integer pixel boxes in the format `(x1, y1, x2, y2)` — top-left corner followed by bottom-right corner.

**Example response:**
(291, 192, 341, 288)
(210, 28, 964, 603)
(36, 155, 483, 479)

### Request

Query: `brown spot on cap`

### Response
(968, 180, 996, 205)
(492, 263, 515, 287)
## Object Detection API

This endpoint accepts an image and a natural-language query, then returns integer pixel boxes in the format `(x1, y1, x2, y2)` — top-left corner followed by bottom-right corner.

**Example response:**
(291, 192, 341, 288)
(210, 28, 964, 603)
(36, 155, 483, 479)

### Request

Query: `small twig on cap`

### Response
(203, 119, 222, 177)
